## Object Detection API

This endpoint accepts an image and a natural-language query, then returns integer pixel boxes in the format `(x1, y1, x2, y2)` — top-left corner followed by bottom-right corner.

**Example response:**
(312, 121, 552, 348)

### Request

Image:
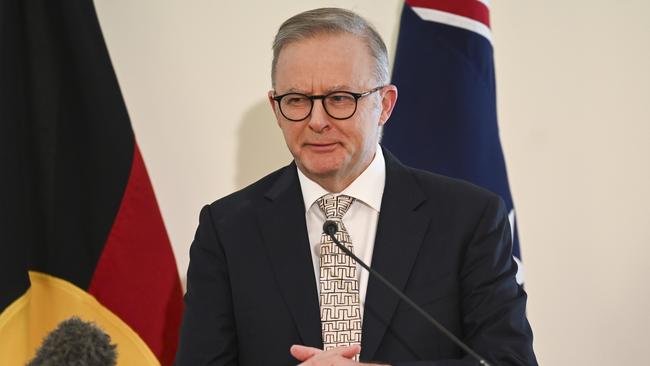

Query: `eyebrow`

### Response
(283, 87, 307, 94)
(324, 85, 353, 93)
(279, 85, 355, 95)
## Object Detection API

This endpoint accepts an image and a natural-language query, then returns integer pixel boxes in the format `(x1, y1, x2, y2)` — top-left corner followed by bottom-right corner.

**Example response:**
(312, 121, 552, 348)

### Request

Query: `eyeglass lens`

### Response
(280, 92, 358, 121)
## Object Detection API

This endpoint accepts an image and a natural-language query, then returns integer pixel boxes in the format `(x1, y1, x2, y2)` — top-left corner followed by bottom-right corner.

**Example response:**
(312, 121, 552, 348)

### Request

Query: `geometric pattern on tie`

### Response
(316, 194, 362, 357)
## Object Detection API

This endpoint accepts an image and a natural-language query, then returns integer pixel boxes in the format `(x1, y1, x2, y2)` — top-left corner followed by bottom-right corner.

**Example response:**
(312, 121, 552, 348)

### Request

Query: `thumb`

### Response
(338, 344, 361, 359)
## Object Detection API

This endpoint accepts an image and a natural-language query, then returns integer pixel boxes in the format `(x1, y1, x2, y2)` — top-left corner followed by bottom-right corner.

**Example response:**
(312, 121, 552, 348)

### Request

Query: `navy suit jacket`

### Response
(175, 148, 537, 365)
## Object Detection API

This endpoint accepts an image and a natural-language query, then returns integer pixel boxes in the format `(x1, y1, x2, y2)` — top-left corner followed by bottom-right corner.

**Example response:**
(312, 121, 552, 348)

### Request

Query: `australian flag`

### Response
(383, 0, 524, 282)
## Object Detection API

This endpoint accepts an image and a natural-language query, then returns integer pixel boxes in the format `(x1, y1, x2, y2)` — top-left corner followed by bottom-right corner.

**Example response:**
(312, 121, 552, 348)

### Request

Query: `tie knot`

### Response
(317, 194, 354, 220)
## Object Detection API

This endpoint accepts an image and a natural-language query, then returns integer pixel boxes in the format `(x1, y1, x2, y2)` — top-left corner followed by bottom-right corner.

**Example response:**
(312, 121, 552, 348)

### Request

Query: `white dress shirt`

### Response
(297, 146, 386, 321)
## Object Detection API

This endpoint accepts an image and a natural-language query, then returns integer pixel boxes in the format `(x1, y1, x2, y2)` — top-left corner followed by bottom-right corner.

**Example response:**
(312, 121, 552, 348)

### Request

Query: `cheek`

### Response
(280, 124, 303, 149)
(349, 119, 379, 148)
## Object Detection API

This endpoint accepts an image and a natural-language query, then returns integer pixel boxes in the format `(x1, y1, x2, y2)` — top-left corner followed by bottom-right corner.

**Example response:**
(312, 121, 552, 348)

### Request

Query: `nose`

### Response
(307, 99, 330, 132)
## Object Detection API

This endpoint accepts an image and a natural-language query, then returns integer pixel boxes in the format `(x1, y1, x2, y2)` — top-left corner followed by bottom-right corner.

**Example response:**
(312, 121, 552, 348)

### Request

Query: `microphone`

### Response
(26, 316, 117, 366)
(323, 220, 493, 366)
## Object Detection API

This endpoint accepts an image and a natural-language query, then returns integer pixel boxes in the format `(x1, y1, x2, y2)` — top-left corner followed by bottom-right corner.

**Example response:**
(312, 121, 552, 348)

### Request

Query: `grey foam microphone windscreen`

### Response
(26, 316, 117, 366)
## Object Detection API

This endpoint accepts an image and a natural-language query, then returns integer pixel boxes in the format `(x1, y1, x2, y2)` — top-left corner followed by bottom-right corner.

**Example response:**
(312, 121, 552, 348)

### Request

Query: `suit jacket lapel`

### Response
(257, 164, 322, 348)
(361, 148, 430, 361)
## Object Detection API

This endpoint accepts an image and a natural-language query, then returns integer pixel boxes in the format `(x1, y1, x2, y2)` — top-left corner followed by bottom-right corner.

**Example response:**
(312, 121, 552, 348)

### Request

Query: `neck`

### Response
(311, 174, 355, 194)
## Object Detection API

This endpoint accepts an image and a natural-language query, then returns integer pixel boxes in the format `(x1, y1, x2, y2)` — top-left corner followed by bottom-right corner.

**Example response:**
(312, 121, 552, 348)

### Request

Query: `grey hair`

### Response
(271, 8, 389, 88)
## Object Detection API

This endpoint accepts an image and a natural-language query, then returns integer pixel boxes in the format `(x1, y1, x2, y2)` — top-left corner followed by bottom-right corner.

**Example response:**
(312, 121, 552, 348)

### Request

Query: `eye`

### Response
(327, 93, 355, 105)
(283, 94, 309, 106)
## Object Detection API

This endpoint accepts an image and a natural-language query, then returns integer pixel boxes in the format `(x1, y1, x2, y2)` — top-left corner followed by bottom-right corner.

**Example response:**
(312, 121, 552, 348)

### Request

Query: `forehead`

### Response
(274, 33, 375, 92)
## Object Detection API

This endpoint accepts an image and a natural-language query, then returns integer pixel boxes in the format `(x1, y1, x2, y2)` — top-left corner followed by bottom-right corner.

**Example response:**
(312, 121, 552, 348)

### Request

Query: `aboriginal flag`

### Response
(0, 1, 183, 364)
(383, 0, 524, 279)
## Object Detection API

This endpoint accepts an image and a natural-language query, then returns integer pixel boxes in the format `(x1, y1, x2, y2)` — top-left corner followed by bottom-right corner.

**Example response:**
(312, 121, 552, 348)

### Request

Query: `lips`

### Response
(305, 142, 338, 152)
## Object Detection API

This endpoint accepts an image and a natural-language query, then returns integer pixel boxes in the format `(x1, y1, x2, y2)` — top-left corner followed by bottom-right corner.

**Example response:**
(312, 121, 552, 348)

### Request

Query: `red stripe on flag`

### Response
(406, 0, 490, 28)
(89, 144, 183, 366)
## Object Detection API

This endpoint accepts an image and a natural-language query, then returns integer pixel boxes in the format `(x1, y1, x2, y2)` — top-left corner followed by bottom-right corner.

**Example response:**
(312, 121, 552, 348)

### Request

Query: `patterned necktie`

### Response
(316, 194, 362, 356)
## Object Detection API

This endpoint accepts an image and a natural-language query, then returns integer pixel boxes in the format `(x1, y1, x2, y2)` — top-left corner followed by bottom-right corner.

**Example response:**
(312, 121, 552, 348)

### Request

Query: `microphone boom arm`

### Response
(323, 220, 492, 366)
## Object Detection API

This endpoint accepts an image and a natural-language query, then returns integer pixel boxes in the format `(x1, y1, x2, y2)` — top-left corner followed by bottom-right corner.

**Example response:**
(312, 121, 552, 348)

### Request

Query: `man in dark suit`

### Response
(176, 7, 536, 366)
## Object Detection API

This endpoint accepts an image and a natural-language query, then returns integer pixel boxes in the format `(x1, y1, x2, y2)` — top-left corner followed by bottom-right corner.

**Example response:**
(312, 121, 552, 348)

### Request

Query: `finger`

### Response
(313, 344, 361, 359)
(290, 344, 322, 361)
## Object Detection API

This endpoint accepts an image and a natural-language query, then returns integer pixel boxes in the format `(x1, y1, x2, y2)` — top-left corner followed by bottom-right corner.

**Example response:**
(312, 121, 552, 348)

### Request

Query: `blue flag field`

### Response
(383, 0, 524, 282)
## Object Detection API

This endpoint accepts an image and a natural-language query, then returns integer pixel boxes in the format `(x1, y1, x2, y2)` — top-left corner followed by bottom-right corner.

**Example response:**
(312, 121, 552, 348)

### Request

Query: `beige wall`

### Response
(94, 1, 650, 364)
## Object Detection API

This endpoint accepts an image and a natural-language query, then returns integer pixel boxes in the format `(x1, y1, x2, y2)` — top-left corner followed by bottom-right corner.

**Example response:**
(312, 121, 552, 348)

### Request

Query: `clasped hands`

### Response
(291, 344, 388, 366)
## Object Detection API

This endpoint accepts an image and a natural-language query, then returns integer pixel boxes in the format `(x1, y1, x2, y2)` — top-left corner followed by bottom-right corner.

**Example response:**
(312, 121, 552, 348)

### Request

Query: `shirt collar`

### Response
(297, 145, 386, 213)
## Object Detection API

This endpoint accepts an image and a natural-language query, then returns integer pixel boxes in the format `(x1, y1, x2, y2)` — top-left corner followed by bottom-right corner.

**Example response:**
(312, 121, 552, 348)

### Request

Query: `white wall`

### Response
(491, 2, 650, 364)
(94, 1, 650, 364)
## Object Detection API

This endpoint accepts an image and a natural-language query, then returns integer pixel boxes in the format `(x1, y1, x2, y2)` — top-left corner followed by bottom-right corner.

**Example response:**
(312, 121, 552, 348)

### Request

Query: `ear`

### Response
(268, 90, 281, 126)
(378, 84, 398, 127)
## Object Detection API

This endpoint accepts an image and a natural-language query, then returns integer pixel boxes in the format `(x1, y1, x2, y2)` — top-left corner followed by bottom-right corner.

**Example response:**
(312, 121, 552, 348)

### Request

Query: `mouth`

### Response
(304, 142, 339, 152)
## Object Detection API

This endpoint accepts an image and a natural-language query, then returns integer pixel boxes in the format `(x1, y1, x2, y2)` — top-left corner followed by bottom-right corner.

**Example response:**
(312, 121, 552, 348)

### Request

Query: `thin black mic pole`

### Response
(323, 220, 492, 366)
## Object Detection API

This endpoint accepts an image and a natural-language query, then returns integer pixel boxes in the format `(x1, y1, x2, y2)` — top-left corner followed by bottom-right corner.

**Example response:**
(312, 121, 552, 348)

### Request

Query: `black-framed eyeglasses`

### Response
(271, 86, 384, 122)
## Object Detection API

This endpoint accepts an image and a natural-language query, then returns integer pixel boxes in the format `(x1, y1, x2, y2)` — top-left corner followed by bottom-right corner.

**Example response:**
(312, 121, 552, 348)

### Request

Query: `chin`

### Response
(299, 159, 342, 179)
(303, 164, 340, 178)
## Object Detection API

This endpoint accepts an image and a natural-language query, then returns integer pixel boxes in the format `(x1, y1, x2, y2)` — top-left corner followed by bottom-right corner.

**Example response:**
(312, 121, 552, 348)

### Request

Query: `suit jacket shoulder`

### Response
(206, 162, 298, 222)
(382, 148, 508, 237)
